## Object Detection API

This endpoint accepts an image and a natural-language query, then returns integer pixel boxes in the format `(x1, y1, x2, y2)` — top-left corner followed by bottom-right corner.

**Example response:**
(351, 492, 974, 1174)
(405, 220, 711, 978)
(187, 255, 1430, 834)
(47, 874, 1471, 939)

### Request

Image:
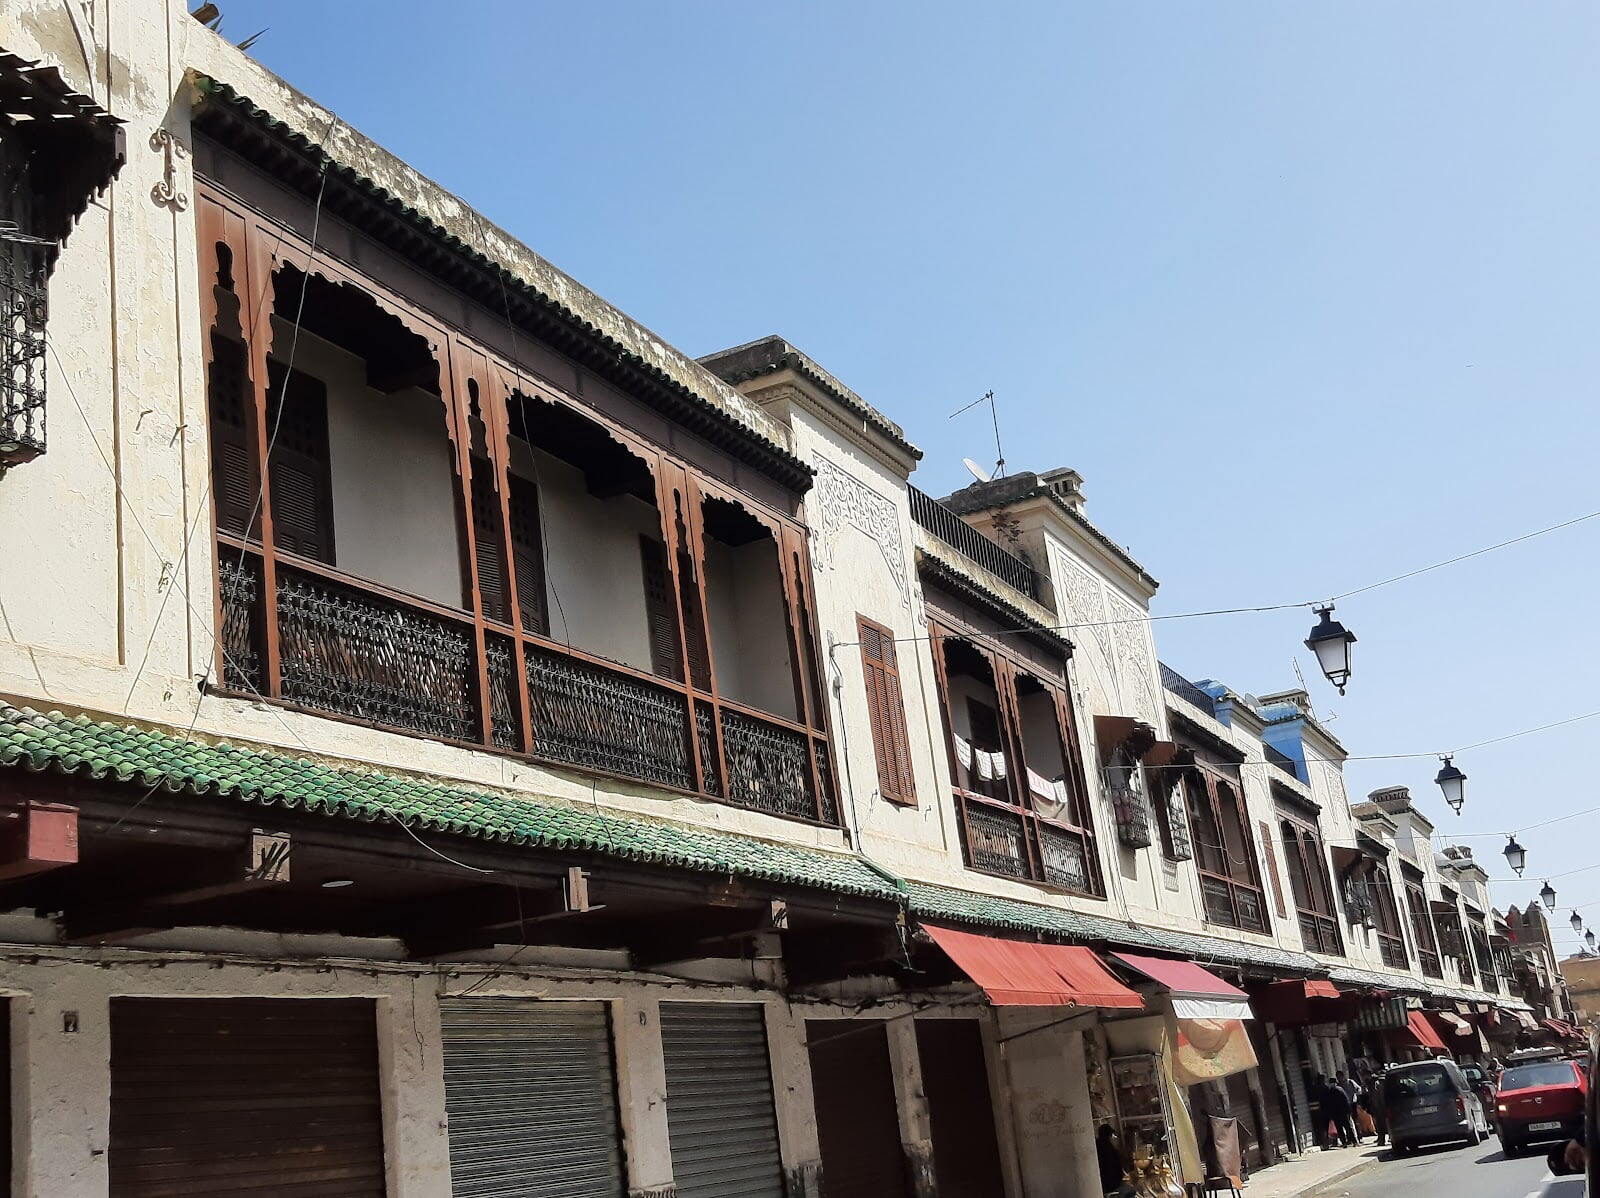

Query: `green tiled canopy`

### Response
(0, 704, 900, 900)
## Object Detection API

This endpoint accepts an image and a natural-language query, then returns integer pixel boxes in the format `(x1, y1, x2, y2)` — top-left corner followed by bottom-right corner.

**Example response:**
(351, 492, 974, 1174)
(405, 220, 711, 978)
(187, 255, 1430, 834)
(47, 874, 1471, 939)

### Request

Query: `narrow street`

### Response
(1315, 1140, 1578, 1198)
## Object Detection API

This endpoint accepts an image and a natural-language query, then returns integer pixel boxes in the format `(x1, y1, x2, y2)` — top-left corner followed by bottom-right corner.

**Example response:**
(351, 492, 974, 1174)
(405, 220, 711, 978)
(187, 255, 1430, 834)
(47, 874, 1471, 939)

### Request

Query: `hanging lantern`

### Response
(1503, 835, 1527, 877)
(1434, 755, 1467, 815)
(1540, 881, 1557, 911)
(1304, 605, 1356, 695)
(1574, 910, 1585, 934)
(1589, 929, 1597, 953)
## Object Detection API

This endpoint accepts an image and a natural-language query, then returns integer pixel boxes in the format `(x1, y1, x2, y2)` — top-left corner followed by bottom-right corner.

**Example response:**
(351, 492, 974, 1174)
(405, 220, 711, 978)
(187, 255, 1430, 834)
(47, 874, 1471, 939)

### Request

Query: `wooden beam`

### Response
(0, 801, 77, 882)
(403, 867, 601, 959)
(629, 900, 788, 969)
(62, 830, 291, 943)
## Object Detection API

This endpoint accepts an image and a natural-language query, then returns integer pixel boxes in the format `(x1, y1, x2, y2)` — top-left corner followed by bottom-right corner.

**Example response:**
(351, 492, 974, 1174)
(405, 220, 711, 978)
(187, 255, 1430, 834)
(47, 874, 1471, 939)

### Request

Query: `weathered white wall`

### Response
(286, 324, 465, 607)
(703, 535, 797, 719)
(513, 441, 659, 673)
(996, 1010, 1099, 1198)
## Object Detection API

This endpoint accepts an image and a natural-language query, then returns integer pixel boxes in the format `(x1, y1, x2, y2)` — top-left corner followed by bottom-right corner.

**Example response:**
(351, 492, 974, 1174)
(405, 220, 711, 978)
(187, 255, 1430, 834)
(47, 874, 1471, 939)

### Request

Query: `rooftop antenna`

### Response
(949, 389, 1005, 479)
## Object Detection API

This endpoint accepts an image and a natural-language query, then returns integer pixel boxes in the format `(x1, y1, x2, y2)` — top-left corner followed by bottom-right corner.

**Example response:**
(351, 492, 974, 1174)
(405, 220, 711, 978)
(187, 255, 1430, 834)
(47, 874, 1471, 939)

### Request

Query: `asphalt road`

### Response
(1313, 1137, 1581, 1198)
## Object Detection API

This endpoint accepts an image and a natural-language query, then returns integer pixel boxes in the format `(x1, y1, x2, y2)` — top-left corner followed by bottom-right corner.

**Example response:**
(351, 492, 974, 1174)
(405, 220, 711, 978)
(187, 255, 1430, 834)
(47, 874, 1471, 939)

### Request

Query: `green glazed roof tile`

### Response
(0, 704, 900, 902)
(905, 879, 1323, 975)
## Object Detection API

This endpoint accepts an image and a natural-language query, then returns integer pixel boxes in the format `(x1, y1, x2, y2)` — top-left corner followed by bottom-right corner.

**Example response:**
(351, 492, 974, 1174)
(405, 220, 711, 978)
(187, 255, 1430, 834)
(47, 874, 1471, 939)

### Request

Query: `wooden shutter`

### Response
(207, 334, 258, 538)
(640, 537, 684, 681)
(858, 615, 915, 803)
(1260, 819, 1289, 919)
(677, 547, 712, 690)
(266, 359, 334, 564)
(108, 998, 384, 1197)
(470, 463, 509, 624)
(507, 474, 548, 635)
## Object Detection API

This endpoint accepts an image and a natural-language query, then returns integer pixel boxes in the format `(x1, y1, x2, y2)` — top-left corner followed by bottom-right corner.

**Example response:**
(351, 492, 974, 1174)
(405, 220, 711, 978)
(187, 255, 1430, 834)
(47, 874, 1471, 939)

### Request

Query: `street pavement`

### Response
(1307, 1137, 1579, 1198)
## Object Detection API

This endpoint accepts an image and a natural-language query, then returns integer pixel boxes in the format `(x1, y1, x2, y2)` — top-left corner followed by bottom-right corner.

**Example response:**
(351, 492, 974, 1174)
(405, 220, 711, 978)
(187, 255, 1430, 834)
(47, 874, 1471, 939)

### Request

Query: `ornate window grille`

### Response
(0, 52, 124, 469)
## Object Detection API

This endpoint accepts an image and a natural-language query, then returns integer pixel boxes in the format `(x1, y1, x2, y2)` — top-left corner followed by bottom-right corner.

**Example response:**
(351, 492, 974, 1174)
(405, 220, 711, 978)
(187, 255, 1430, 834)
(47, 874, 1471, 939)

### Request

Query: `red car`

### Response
(1496, 1057, 1589, 1157)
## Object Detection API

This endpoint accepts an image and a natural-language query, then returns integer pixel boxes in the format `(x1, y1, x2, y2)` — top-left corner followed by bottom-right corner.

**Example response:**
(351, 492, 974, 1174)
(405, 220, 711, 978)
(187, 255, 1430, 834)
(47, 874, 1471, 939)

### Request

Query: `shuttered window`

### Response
(440, 998, 625, 1198)
(857, 615, 915, 804)
(207, 334, 259, 539)
(507, 474, 549, 636)
(108, 998, 385, 1198)
(806, 1020, 908, 1198)
(660, 1003, 784, 1198)
(470, 462, 510, 624)
(1260, 819, 1289, 919)
(265, 359, 334, 564)
(678, 546, 712, 690)
(641, 537, 684, 681)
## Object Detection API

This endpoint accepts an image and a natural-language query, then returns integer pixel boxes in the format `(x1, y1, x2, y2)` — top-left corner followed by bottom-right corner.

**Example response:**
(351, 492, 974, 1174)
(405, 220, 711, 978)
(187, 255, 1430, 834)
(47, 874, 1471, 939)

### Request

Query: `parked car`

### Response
(1383, 1059, 1490, 1155)
(1496, 1057, 1588, 1157)
(1459, 1064, 1497, 1129)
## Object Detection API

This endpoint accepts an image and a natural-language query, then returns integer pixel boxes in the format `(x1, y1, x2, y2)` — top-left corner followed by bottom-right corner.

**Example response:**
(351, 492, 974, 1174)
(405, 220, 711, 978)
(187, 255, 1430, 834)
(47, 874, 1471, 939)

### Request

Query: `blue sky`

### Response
(218, 1, 1600, 947)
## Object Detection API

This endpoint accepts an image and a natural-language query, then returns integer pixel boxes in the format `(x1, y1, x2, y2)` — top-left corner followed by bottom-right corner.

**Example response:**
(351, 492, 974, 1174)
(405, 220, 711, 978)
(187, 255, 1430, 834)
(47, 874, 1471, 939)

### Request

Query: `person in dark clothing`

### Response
(1097, 1123, 1128, 1195)
(1322, 1074, 1357, 1147)
(1360, 1072, 1387, 1146)
(1308, 1074, 1331, 1150)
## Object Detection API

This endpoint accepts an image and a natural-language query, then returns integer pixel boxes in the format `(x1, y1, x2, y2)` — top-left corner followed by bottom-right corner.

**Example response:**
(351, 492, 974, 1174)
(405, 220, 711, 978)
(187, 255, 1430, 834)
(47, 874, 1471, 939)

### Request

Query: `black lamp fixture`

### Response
(1434, 755, 1467, 815)
(1574, 909, 1585, 934)
(1589, 929, 1597, 953)
(1305, 605, 1356, 695)
(1540, 880, 1557, 911)
(1503, 835, 1527, 877)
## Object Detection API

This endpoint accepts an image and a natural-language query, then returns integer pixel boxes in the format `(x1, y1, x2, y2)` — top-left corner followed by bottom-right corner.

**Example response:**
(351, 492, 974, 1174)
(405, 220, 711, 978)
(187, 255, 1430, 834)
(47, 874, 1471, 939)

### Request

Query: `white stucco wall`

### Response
(703, 534, 798, 719)
(284, 323, 465, 608)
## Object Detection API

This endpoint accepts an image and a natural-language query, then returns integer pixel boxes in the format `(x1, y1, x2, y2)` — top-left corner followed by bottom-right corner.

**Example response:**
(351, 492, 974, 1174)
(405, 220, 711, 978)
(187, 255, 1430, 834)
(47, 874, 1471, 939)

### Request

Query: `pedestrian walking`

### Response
(1323, 1074, 1357, 1147)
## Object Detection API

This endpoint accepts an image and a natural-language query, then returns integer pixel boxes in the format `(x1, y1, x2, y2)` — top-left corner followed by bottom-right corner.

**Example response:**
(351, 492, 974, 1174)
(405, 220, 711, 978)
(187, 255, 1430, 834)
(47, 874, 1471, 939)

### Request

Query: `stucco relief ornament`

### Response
(810, 454, 909, 607)
(150, 128, 189, 211)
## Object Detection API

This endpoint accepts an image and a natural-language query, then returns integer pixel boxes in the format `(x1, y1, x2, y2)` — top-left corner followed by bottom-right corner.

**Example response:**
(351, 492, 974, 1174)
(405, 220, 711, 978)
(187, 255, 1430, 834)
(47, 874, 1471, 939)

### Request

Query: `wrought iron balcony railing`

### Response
(908, 486, 1040, 599)
(217, 538, 837, 826)
(955, 791, 1099, 897)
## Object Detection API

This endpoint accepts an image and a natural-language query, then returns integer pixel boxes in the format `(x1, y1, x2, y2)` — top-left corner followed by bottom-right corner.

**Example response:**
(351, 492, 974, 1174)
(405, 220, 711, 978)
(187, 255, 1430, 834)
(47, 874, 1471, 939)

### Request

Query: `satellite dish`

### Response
(963, 457, 993, 484)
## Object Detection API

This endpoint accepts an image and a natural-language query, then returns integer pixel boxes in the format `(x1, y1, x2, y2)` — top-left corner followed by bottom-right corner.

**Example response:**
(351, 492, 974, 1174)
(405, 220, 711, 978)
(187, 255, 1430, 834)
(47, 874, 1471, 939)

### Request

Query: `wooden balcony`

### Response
(1377, 932, 1409, 971)
(1200, 872, 1269, 934)
(956, 791, 1096, 894)
(1297, 910, 1344, 956)
(218, 539, 837, 826)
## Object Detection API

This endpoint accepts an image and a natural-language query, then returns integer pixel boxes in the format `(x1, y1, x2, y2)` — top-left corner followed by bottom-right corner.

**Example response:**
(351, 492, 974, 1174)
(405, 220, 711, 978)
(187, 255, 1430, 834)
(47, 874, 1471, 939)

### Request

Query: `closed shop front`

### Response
(1243, 1021, 1290, 1161)
(108, 997, 385, 1197)
(915, 1019, 1005, 1198)
(440, 998, 625, 1198)
(660, 1003, 785, 1198)
(806, 1020, 908, 1198)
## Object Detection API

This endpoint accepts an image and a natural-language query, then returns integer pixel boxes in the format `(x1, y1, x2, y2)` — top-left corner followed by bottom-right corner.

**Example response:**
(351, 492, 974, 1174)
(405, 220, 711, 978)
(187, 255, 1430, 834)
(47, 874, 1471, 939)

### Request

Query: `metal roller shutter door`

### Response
(107, 997, 385, 1198)
(1282, 1036, 1312, 1150)
(806, 1020, 908, 1198)
(660, 1003, 785, 1198)
(915, 1020, 1005, 1198)
(440, 998, 625, 1198)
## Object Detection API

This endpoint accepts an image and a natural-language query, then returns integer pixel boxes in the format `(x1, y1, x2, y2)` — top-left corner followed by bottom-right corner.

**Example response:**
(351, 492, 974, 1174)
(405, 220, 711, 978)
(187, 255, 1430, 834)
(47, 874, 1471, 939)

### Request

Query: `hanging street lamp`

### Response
(1540, 880, 1557, 911)
(1305, 605, 1357, 695)
(1434, 755, 1467, 815)
(1588, 929, 1597, 953)
(1503, 835, 1527, 877)
(1574, 910, 1585, 934)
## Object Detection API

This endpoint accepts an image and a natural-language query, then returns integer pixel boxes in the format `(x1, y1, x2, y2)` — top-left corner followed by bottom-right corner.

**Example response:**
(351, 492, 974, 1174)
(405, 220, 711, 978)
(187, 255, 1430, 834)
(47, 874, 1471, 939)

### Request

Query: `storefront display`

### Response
(1110, 1052, 1177, 1159)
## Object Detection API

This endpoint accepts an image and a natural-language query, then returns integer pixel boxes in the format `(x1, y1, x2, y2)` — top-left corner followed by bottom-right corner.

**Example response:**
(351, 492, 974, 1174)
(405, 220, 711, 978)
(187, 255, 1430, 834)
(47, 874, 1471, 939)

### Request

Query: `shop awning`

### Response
(923, 924, 1144, 1008)
(1512, 1010, 1539, 1031)
(1250, 979, 1343, 1024)
(1542, 1018, 1585, 1041)
(1112, 952, 1252, 1020)
(1404, 1010, 1450, 1052)
(1433, 1011, 1473, 1038)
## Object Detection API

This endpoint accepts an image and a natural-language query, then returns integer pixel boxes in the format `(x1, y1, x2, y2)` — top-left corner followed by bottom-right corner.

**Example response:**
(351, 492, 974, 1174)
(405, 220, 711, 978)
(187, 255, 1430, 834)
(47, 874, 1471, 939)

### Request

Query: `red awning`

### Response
(1113, 952, 1253, 1020)
(1405, 1010, 1449, 1052)
(1250, 979, 1343, 1025)
(1542, 1018, 1584, 1041)
(924, 924, 1144, 1009)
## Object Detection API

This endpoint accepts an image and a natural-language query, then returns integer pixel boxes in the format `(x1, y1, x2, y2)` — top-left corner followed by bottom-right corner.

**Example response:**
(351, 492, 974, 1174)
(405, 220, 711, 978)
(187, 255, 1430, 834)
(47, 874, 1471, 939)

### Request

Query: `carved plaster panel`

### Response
(811, 454, 909, 607)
